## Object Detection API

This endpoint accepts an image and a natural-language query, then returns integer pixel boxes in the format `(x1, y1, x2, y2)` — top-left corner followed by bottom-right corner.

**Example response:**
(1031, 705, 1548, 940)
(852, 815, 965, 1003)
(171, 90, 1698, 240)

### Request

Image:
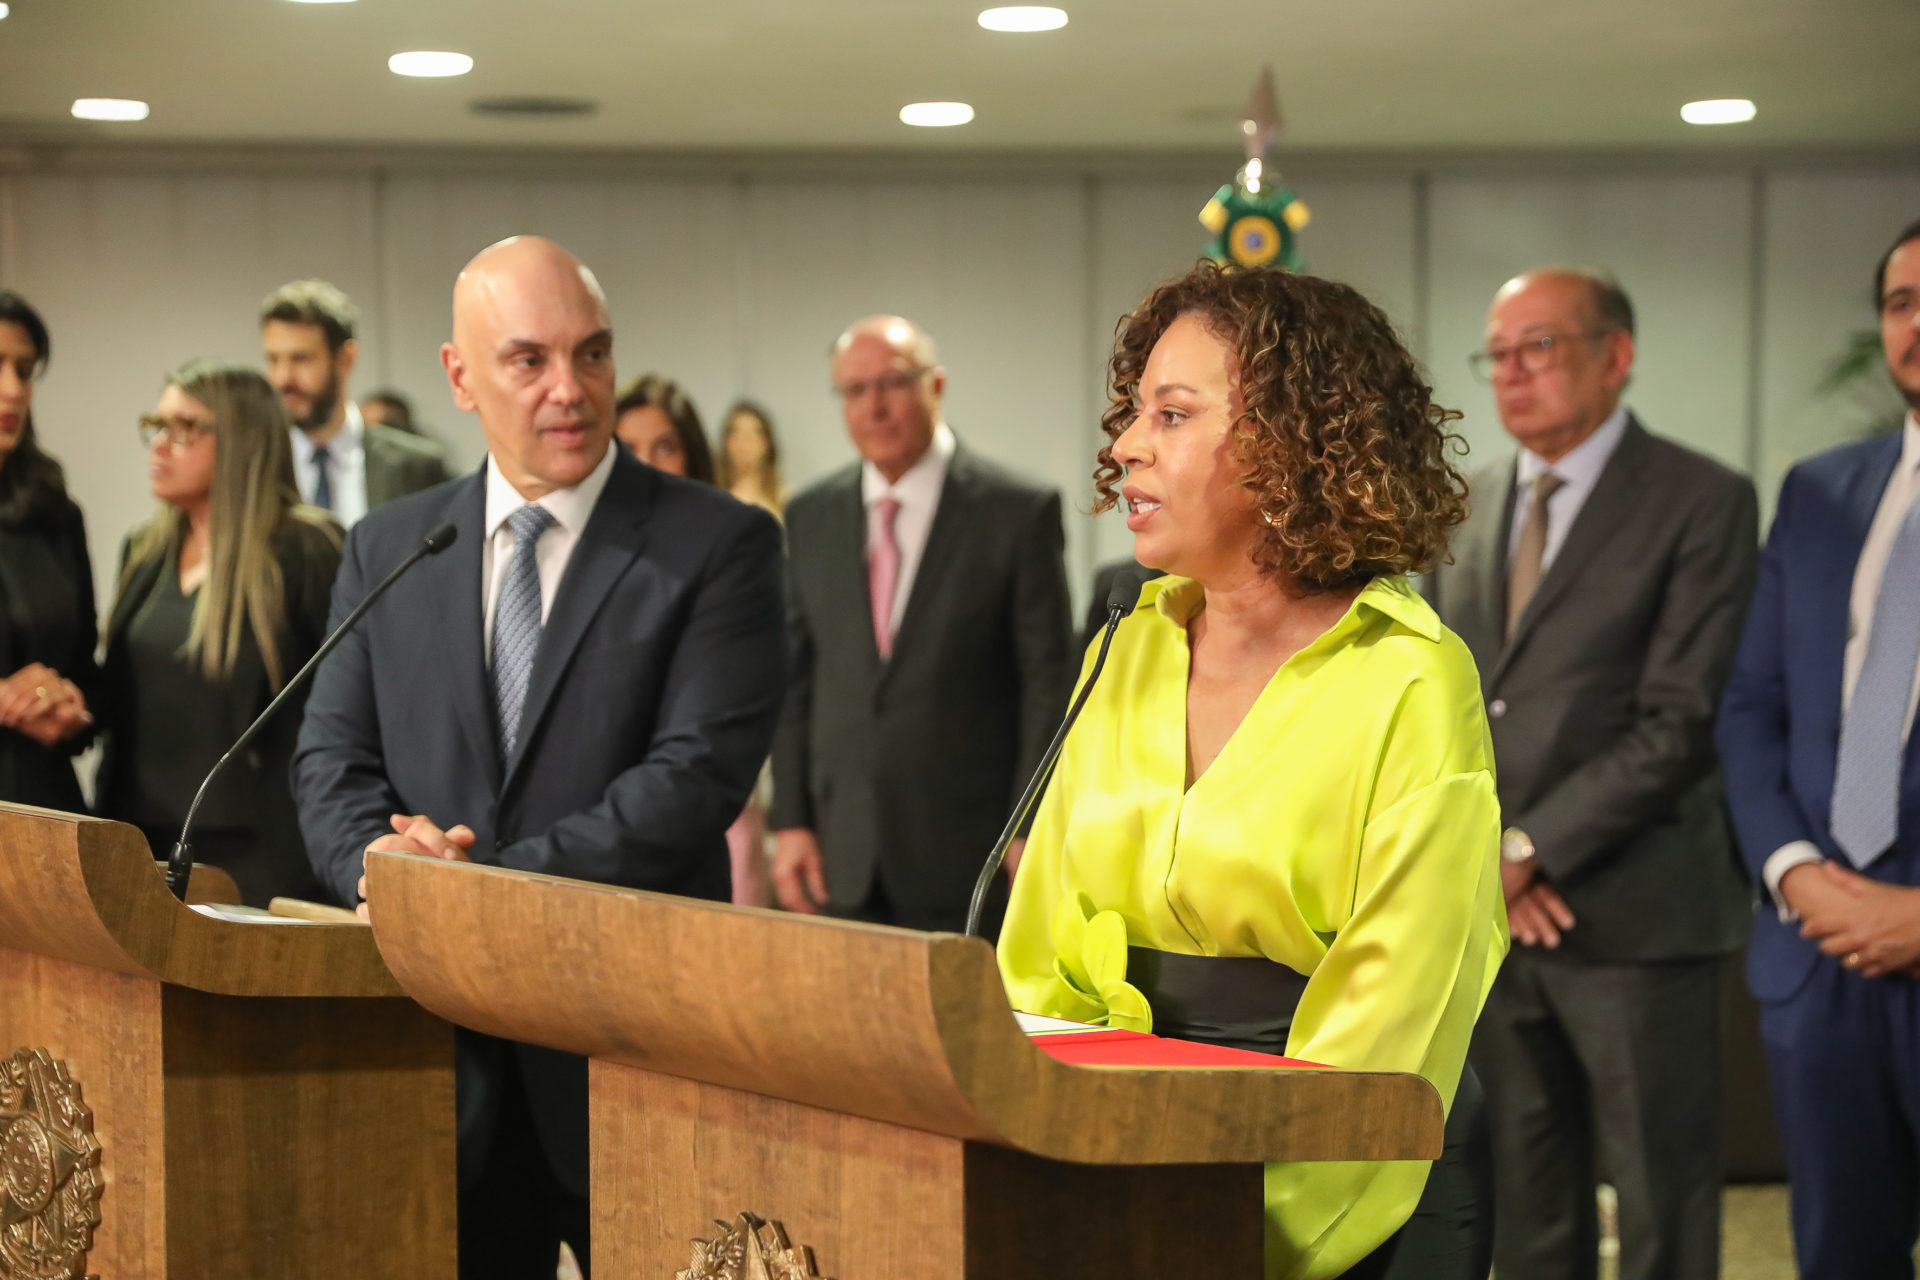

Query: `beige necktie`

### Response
(1507, 472, 1566, 638)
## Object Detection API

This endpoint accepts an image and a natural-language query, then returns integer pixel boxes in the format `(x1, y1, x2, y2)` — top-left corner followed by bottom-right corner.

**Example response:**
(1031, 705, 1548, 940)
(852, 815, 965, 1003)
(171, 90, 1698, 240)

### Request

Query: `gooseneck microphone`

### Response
(963, 569, 1146, 937)
(165, 523, 459, 901)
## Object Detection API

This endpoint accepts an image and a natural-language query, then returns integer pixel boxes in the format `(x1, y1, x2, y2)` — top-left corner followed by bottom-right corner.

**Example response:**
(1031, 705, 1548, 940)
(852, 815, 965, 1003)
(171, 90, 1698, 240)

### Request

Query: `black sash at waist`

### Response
(1126, 945, 1310, 1058)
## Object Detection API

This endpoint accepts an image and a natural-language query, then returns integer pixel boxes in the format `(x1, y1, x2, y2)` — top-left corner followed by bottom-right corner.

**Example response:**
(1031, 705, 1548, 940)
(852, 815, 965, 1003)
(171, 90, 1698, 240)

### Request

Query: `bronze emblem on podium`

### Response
(0, 1048, 101, 1280)
(678, 1212, 830, 1280)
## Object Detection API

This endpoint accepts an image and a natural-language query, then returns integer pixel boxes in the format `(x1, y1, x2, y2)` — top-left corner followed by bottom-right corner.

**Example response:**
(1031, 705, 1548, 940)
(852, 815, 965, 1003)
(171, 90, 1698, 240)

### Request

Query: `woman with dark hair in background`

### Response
(715, 399, 787, 518)
(98, 360, 341, 905)
(611, 373, 772, 906)
(0, 292, 98, 811)
(614, 373, 716, 484)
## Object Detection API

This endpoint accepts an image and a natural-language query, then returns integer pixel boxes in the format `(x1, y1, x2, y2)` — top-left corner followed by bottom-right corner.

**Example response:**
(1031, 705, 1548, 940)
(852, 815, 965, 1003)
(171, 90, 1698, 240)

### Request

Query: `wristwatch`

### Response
(1500, 827, 1536, 865)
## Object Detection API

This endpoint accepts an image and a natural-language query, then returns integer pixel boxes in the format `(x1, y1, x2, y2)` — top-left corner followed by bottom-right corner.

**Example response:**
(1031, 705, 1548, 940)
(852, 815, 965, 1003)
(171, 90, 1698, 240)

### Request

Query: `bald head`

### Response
(441, 235, 617, 499)
(1493, 268, 1635, 340)
(831, 314, 945, 483)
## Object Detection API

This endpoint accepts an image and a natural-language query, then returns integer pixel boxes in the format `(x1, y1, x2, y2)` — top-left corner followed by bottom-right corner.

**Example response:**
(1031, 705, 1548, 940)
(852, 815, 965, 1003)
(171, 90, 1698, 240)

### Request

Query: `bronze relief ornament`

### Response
(678, 1212, 829, 1280)
(0, 1048, 102, 1280)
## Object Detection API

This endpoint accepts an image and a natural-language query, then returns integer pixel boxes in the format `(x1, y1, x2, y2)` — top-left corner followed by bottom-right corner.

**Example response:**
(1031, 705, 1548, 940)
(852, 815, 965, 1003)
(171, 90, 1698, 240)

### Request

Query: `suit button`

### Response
(1488, 699, 1507, 719)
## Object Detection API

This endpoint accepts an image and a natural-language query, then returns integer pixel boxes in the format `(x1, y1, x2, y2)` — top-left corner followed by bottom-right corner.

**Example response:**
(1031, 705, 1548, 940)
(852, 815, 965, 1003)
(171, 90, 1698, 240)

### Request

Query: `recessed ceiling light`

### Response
(388, 51, 473, 78)
(900, 101, 975, 128)
(0, 5, 12, 19)
(286, 0, 357, 4)
(71, 99, 150, 123)
(978, 6, 1067, 32)
(1681, 98, 1756, 126)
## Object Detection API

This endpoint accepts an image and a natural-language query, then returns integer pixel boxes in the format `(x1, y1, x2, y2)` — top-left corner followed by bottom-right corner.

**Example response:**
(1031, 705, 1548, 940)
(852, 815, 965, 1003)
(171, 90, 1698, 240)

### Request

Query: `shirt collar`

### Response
(862, 422, 956, 507)
(484, 440, 618, 542)
(289, 399, 364, 463)
(1516, 404, 1629, 489)
(1901, 411, 1920, 476)
(1146, 573, 1441, 644)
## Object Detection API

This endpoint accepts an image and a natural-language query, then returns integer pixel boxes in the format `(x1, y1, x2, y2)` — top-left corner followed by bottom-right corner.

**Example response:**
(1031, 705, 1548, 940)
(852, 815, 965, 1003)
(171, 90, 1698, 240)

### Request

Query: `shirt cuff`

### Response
(1762, 842, 1826, 922)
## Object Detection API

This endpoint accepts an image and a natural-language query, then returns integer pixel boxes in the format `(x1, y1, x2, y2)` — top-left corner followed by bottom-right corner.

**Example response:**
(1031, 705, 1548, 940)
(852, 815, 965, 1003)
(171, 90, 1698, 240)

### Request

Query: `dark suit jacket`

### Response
(1427, 417, 1758, 962)
(292, 448, 786, 1196)
(97, 518, 339, 905)
(0, 494, 97, 812)
(1717, 433, 1918, 1002)
(364, 421, 451, 508)
(770, 445, 1074, 918)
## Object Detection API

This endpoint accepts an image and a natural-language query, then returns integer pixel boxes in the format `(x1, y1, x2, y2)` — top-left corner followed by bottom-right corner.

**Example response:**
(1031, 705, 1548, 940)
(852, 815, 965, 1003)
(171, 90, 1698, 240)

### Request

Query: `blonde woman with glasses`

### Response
(97, 360, 342, 906)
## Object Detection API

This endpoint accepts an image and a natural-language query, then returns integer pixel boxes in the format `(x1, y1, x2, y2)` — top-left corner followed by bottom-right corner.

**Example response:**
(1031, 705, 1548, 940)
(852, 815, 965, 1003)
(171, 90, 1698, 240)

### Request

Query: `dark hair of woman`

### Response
(714, 399, 780, 488)
(0, 291, 69, 529)
(1093, 260, 1469, 592)
(615, 374, 716, 485)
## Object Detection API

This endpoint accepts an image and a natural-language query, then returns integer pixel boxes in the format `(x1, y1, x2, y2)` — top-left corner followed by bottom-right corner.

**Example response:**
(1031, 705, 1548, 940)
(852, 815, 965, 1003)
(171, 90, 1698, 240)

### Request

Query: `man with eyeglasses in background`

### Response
(770, 315, 1072, 934)
(1426, 268, 1758, 1280)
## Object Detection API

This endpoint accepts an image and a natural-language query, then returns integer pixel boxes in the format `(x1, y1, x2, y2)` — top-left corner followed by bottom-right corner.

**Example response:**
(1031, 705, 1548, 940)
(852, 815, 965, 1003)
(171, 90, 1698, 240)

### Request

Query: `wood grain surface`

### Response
(368, 851, 1445, 1166)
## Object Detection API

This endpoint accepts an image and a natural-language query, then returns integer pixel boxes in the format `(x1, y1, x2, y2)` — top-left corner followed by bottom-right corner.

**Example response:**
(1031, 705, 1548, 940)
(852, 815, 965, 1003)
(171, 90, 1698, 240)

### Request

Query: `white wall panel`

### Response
(1426, 173, 1756, 483)
(1755, 169, 1920, 508)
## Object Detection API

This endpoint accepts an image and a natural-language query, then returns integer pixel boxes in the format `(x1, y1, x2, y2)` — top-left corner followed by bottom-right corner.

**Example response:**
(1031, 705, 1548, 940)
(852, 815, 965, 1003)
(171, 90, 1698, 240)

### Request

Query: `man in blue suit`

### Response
(293, 236, 786, 1278)
(1719, 216, 1920, 1279)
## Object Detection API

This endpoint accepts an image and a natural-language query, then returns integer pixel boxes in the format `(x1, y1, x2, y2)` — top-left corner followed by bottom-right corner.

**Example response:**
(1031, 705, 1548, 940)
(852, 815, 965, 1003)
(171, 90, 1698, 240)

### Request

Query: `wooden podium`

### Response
(367, 852, 1444, 1279)
(0, 805, 454, 1279)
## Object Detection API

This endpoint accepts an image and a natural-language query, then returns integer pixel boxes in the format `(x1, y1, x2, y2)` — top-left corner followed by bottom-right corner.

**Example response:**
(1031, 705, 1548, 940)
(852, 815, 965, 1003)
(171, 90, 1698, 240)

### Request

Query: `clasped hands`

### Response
(1502, 858, 1577, 950)
(0, 662, 89, 747)
(354, 812, 475, 922)
(1783, 860, 1920, 980)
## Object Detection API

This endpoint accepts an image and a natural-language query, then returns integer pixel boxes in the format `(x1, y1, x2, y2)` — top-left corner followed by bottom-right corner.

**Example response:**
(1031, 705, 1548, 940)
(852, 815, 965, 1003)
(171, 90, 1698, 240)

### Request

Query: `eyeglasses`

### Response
(832, 368, 930, 402)
(137, 414, 214, 449)
(1468, 331, 1612, 382)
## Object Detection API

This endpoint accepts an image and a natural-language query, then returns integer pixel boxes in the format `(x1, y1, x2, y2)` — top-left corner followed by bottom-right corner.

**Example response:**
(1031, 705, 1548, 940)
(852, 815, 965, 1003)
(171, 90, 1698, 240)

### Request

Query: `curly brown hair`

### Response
(1095, 260, 1468, 591)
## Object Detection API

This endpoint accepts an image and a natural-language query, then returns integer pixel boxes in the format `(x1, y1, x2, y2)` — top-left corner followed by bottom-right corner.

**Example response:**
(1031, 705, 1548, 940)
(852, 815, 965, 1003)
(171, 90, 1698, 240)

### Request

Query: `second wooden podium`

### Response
(367, 851, 1444, 1279)
(0, 805, 454, 1279)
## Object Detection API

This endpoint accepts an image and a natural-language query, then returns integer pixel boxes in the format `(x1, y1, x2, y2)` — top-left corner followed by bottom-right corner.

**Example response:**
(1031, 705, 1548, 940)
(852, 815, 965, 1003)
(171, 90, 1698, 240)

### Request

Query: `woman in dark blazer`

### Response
(98, 359, 340, 906)
(0, 292, 98, 811)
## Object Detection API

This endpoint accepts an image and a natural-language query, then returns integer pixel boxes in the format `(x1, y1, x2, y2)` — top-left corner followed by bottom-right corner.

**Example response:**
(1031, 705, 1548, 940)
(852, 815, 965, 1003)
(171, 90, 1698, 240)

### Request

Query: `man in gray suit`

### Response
(770, 315, 1073, 933)
(1427, 269, 1758, 1280)
(262, 279, 450, 527)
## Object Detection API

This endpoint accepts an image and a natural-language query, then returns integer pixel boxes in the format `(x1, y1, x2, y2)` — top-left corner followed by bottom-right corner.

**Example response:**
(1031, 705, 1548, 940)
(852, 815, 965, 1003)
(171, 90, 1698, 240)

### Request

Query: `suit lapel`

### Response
(363, 432, 394, 509)
(1451, 462, 1516, 681)
(834, 474, 884, 673)
(881, 449, 971, 687)
(502, 452, 654, 789)
(1491, 418, 1652, 686)
(424, 469, 500, 794)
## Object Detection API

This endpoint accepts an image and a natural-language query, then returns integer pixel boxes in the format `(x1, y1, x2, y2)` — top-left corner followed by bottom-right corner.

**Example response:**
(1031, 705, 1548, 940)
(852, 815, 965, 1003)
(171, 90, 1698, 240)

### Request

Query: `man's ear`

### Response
(335, 337, 360, 386)
(441, 342, 477, 413)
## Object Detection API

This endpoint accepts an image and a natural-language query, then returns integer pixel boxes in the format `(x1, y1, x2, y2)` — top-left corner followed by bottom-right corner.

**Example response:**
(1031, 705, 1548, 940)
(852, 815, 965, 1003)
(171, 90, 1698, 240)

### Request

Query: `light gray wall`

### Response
(2, 154, 1914, 616)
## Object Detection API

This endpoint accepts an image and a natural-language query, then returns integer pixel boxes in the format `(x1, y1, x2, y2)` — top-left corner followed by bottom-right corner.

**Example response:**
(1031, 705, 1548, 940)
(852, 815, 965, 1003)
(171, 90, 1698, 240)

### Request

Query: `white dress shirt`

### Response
(1764, 410, 1920, 914)
(861, 422, 956, 642)
(480, 443, 618, 659)
(290, 400, 371, 530)
(1507, 406, 1631, 573)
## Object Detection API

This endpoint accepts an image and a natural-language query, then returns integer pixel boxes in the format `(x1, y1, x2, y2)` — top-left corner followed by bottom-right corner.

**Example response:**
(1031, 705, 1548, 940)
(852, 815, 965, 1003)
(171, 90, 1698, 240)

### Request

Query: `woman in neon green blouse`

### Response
(998, 262, 1508, 1280)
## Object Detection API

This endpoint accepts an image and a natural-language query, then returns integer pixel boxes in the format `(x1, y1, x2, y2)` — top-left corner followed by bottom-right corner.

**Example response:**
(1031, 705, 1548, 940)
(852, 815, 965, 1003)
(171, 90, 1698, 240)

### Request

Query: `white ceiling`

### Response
(2, 0, 1916, 154)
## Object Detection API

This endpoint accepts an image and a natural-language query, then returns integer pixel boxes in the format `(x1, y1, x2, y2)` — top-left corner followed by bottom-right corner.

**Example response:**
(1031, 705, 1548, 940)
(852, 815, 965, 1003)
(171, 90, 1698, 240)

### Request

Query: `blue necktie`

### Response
(1832, 496, 1920, 867)
(311, 444, 334, 511)
(491, 504, 556, 757)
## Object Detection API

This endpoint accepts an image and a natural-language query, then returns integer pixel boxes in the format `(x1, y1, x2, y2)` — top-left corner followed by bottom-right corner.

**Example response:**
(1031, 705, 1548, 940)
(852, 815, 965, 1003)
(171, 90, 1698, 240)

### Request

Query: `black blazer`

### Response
(292, 448, 786, 1195)
(364, 421, 452, 508)
(0, 494, 97, 812)
(97, 518, 340, 904)
(1427, 417, 1759, 962)
(770, 445, 1074, 918)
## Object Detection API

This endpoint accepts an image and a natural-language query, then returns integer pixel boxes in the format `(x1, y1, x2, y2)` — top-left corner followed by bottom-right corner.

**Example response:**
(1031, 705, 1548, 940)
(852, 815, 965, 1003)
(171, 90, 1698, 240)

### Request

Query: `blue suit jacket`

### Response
(292, 447, 787, 1193)
(1717, 433, 1918, 1002)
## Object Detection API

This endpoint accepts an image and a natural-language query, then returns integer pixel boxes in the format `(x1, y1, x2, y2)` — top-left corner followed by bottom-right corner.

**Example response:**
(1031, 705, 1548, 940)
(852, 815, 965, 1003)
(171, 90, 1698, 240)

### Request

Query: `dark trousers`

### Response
(459, 1051, 591, 1280)
(837, 868, 1008, 936)
(1760, 956, 1920, 1280)
(1474, 948, 1723, 1280)
(1344, 1064, 1494, 1280)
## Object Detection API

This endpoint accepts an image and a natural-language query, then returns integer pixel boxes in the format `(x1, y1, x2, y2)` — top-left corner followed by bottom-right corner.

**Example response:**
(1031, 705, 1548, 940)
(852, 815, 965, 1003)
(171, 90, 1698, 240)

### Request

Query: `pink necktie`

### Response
(869, 496, 902, 659)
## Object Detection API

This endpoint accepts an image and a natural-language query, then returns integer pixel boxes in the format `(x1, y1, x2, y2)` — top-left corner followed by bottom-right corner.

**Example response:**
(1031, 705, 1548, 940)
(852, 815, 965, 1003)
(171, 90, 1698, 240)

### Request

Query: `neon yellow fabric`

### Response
(997, 574, 1507, 1280)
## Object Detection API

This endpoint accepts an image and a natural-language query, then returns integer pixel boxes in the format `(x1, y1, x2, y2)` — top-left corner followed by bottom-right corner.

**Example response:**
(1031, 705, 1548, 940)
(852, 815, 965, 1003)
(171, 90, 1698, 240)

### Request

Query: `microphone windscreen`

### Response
(423, 524, 459, 554)
(1106, 567, 1148, 620)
